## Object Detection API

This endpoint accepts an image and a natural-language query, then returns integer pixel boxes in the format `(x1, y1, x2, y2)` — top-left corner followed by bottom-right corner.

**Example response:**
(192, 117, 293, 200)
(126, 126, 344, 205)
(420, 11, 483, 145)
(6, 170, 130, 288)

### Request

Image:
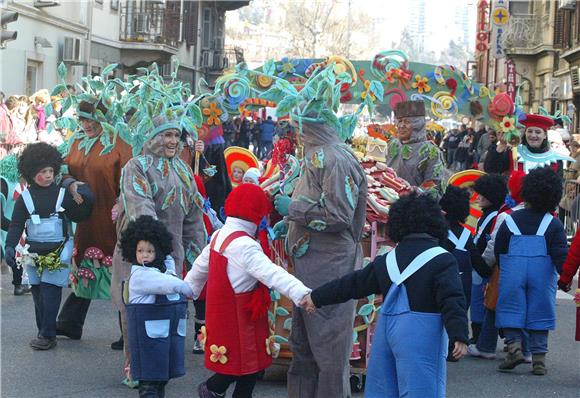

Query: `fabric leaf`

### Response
(132, 176, 150, 198)
(345, 176, 359, 210)
(157, 158, 170, 179)
(401, 145, 412, 160)
(57, 62, 67, 80)
(388, 141, 400, 159)
(161, 187, 177, 210)
(263, 59, 276, 76)
(369, 80, 384, 101)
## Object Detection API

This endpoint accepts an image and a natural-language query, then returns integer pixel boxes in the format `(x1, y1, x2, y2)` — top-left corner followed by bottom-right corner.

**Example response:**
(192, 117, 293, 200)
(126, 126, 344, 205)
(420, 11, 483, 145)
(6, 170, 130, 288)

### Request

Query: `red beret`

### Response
(508, 170, 526, 203)
(225, 184, 272, 225)
(521, 114, 554, 131)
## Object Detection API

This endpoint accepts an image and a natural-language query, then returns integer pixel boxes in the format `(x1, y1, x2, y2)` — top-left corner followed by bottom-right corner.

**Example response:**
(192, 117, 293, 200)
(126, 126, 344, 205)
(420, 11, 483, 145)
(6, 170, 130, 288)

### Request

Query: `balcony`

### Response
(200, 46, 244, 72)
(502, 14, 546, 55)
(120, 9, 181, 50)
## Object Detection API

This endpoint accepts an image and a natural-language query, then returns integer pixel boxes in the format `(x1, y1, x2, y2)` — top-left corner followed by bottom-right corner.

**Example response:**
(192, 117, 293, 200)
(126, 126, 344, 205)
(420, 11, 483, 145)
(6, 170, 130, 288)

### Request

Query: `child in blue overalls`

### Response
(4, 142, 93, 350)
(440, 185, 490, 360)
(120, 215, 194, 398)
(494, 167, 568, 375)
(303, 193, 469, 397)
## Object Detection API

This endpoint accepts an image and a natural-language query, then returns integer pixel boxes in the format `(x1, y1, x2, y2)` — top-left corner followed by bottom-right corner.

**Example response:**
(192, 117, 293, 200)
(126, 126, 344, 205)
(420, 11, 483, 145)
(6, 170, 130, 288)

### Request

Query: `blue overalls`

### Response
(365, 247, 449, 398)
(470, 211, 497, 324)
(21, 188, 72, 287)
(496, 214, 557, 331)
(126, 291, 188, 381)
(448, 228, 472, 307)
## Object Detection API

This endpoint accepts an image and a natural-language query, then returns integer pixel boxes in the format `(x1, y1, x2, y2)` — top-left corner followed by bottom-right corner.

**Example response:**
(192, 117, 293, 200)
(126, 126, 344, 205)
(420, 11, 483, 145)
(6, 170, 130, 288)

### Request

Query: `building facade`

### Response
(1, 0, 248, 96)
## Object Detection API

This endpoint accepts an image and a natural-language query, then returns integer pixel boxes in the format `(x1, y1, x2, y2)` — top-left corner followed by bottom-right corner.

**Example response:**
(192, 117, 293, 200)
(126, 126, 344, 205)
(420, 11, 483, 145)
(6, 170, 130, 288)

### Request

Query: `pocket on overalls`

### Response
(177, 319, 187, 337)
(145, 319, 170, 338)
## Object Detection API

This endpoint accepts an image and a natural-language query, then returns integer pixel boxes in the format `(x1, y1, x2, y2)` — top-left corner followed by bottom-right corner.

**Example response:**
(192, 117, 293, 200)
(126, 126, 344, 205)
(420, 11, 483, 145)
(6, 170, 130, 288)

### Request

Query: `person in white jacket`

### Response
(185, 183, 311, 398)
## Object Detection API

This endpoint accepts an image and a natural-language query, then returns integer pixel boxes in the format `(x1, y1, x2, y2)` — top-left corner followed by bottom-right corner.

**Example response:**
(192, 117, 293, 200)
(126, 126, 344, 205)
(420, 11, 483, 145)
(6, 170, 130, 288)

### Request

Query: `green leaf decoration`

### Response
(263, 59, 276, 76)
(268, 311, 275, 324)
(369, 80, 384, 101)
(151, 182, 158, 196)
(132, 176, 150, 198)
(345, 176, 358, 210)
(274, 335, 289, 344)
(358, 303, 374, 317)
(275, 307, 290, 317)
(276, 95, 301, 117)
(283, 318, 293, 331)
(61, 96, 74, 114)
(51, 84, 66, 97)
(319, 109, 340, 130)
(401, 144, 412, 160)
(101, 63, 118, 80)
(428, 145, 439, 160)
(270, 290, 281, 301)
(137, 67, 149, 75)
(193, 191, 205, 210)
(57, 62, 67, 81)
(161, 187, 177, 210)
(308, 220, 327, 231)
(418, 143, 430, 158)
(100, 143, 115, 155)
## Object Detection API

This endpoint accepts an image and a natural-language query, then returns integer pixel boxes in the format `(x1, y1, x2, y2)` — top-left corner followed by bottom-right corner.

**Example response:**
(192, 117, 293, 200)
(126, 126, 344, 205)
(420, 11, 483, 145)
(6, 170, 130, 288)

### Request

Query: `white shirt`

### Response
(482, 203, 525, 266)
(129, 259, 193, 304)
(184, 217, 311, 306)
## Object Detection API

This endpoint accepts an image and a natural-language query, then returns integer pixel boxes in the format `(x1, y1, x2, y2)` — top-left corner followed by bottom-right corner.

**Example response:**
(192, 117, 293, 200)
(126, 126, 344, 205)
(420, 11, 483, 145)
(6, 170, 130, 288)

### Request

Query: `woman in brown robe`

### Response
(56, 100, 133, 339)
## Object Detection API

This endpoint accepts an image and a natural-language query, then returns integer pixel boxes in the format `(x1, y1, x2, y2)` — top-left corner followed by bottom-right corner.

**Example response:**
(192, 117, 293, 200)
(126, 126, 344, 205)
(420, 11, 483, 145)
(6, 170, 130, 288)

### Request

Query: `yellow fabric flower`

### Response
(265, 336, 280, 358)
(500, 116, 516, 133)
(203, 102, 223, 126)
(209, 344, 228, 364)
(412, 75, 431, 94)
(198, 326, 207, 352)
(360, 80, 376, 101)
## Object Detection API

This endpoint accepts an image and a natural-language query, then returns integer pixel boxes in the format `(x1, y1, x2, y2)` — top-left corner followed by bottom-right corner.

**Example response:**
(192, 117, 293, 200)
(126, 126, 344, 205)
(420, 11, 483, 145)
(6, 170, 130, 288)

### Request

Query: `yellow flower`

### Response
(360, 80, 376, 102)
(198, 326, 207, 352)
(265, 336, 280, 358)
(412, 75, 431, 94)
(203, 102, 223, 126)
(209, 344, 228, 364)
(500, 116, 516, 133)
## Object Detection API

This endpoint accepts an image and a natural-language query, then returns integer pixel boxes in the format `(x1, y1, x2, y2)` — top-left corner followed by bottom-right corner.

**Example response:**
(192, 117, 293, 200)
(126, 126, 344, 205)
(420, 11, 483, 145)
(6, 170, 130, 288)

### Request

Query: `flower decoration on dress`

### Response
(209, 344, 228, 364)
(277, 57, 299, 78)
(412, 75, 431, 94)
(198, 326, 207, 352)
(203, 102, 223, 126)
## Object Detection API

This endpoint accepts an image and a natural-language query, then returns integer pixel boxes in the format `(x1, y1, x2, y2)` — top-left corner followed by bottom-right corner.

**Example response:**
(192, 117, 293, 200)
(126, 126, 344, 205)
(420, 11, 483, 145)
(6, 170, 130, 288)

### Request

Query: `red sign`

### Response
(506, 59, 516, 101)
(476, 0, 489, 54)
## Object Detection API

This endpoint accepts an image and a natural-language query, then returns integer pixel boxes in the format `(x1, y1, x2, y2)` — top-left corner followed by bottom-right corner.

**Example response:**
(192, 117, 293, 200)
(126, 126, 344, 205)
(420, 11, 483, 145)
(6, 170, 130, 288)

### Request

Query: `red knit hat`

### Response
(521, 114, 554, 131)
(225, 184, 272, 225)
(508, 170, 525, 203)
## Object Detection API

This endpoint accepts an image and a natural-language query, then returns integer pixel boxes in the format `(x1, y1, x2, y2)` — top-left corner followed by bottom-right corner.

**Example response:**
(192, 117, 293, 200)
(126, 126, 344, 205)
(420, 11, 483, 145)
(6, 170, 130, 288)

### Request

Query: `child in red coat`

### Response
(558, 229, 580, 341)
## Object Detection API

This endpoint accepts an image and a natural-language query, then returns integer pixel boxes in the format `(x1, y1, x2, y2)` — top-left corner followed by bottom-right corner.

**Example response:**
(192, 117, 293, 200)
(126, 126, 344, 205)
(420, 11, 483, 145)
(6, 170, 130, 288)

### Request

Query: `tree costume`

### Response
(386, 100, 446, 188)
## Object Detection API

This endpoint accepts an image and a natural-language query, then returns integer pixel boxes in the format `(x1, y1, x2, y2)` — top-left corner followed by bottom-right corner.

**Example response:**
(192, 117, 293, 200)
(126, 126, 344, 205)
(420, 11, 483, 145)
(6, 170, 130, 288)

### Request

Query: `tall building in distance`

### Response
(407, 0, 426, 53)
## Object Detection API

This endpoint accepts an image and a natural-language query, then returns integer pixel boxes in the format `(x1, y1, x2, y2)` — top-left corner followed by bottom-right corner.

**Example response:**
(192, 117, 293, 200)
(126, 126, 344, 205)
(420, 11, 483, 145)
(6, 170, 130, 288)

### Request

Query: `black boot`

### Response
(138, 381, 160, 398)
(111, 336, 124, 350)
(14, 284, 31, 296)
(470, 322, 482, 345)
(30, 285, 43, 332)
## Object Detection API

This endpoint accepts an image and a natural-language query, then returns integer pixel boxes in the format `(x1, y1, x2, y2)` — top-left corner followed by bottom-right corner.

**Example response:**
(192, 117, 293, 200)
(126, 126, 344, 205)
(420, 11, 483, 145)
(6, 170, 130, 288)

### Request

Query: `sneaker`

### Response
(498, 342, 525, 371)
(467, 344, 496, 359)
(192, 339, 204, 354)
(30, 337, 57, 350)
(13, 284, 31, 296)
(198, 382, 225, 398)
(532, 354, 547, 375)
(111, 336, 124, 351)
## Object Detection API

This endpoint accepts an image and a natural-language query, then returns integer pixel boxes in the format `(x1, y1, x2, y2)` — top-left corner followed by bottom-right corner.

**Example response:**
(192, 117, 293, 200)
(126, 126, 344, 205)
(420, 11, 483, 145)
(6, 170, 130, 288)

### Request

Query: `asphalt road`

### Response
(1, 269, 579, 398)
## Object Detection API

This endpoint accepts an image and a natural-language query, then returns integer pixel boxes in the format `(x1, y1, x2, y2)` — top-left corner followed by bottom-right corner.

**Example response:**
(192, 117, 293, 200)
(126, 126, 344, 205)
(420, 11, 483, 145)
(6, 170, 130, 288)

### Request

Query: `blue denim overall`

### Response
(21, 188, 71, 287)
(470, 211, 497, 323)
(365, 247, 449, 398)
(496, 214, 557, 331)
(448, 228, 473, 307)
(126, 292, 188, 381)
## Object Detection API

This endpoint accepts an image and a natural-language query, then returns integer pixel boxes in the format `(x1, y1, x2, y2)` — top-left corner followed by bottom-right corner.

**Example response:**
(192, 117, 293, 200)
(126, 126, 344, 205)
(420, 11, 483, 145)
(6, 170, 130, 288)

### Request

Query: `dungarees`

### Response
(21, 188, 72, 287)
(496, 214, 557, 331)
(365, 247, 449, 398)
(448, 228, 473, 307)
(125, 289, 188, 381)
(470, 211, 497, 324)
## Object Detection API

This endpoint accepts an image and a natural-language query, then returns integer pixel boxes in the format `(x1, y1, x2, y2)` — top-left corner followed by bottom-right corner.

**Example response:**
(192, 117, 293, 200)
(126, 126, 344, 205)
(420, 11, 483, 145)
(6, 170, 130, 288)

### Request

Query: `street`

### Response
(1, 272, 579, 398)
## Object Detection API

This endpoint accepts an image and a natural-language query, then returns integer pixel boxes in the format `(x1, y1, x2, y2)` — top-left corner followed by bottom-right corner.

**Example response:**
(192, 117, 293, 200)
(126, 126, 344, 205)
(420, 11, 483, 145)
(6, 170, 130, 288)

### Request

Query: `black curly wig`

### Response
(440, 186, 471, 224)
(17, 142, 63, 185)
(120, 215, 173, 269)
(473, 174, 508, 209)
(522, 167, 563, 213)
(387, 193, 448, 243)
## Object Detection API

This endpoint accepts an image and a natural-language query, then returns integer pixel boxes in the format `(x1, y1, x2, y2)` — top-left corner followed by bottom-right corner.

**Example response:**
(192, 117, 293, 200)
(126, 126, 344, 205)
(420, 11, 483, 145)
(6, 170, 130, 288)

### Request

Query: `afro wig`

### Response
(522, 167, 563, 213)
(17, 142, 63, 185)
(439, 186, 471, 224)
(387, 193, 448, 243)
(120, 215, 173, 268)
(473, 174, 508, 208)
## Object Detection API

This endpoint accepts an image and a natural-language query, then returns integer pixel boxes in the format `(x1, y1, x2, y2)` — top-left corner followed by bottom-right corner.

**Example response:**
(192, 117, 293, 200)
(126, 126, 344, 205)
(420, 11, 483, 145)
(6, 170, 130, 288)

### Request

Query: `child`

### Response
(120, 215, 194, 398)
(4, 142, 93, 350)
(302, 193, 469, 397)
(494, 167, 568, 375)
(185, 184, 311, 398)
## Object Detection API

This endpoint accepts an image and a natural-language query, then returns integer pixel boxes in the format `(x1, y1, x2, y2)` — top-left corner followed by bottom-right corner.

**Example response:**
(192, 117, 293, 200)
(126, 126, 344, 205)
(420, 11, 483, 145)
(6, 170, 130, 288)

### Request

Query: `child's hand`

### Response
(69, 181, 85, 205)
(111, 203, 121, 222)
(299, 294, 316, 314)
(452, 341, 468, 360)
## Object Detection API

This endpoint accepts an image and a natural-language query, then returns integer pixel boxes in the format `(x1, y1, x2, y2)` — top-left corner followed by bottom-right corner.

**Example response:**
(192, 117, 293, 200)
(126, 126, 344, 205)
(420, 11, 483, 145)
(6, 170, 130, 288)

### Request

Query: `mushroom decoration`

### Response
(102, 256, 113, 268)
(69, 272, 78, 286)
(84, 247, 104, 269)
(76, 267, 96, 288)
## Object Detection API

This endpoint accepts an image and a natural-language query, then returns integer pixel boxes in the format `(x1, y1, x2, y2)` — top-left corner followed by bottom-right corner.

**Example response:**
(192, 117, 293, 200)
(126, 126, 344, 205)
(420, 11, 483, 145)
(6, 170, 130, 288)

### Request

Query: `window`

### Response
(202, 7, 212, 49)
(509, 0, 530, 15)
(110, 0, 119, 11)
(26, 61, 42, 96)
(183, 0, 198, 46)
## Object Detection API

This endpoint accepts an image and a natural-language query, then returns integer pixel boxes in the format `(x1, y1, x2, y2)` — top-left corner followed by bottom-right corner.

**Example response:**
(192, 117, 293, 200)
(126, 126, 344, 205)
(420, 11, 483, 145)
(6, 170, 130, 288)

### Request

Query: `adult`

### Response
(513, 114, 574, 174)
(111, 113, 206, 383)
(483, 131, 510, 175)
(274, 118, 367, 398)
(476, 128, 494, 166)
(386, 100, 446, 188)
(251, 118, 262, 157)
(564, 140, 580, 180)
(56, 100, 133, 340)
(237, 118, 251, 149)
(443, 129, 461, 167)
(259, 116, 275, 160)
